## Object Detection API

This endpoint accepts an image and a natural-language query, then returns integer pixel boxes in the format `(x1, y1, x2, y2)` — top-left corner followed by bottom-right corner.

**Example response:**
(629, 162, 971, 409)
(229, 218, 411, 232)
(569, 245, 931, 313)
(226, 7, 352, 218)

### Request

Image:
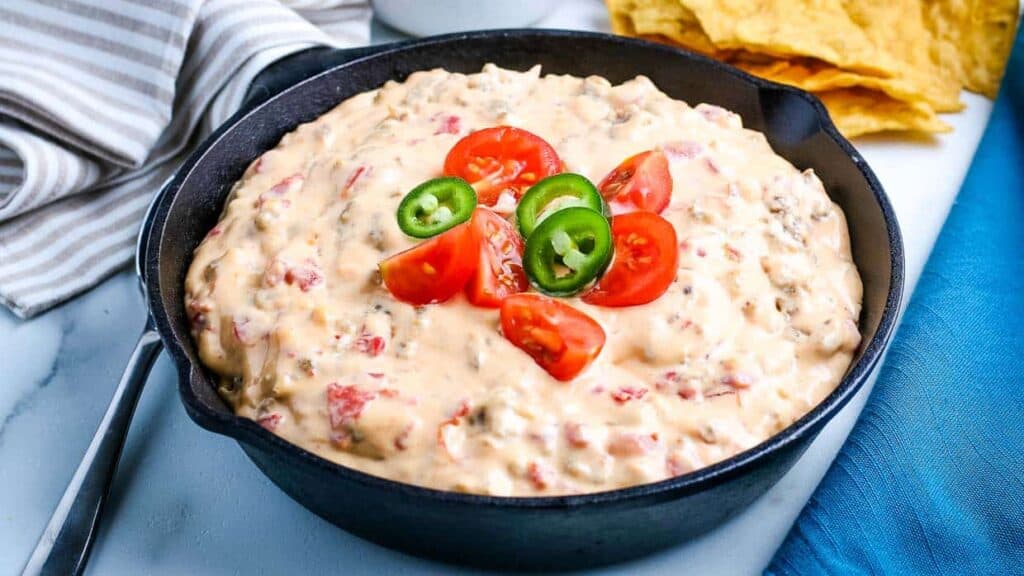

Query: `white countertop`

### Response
(0, 1, 993, 574)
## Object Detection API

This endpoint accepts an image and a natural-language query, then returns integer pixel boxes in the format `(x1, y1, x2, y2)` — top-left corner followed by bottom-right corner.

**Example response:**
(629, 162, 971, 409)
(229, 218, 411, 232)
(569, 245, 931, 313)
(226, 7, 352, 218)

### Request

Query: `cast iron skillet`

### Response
(144, 30, 902, 570)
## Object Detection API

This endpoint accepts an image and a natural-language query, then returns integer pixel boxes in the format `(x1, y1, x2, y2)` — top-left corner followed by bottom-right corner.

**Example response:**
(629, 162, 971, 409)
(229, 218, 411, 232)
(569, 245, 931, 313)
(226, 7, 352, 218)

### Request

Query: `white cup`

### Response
(373, 0, 563, 37)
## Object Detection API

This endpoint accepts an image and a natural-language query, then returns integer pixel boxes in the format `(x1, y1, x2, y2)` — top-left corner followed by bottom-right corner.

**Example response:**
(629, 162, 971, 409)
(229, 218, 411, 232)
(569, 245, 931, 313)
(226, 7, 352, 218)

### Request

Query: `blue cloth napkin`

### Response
(767, 31, 1024, 575)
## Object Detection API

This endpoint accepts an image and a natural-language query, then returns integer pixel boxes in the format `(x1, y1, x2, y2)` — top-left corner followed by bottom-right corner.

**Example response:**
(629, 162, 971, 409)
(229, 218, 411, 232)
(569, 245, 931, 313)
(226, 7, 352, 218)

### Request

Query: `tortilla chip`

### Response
(830, 0, 964, 112)
(734, 58, 965, 113)
(606, 0, 1019, 137)
(817, 88, 951, 137)
(924, 0, 1020, 97)
(677, 0, 900, 76)
(606, 0, 640, 35)
(606, 0, 722, 56)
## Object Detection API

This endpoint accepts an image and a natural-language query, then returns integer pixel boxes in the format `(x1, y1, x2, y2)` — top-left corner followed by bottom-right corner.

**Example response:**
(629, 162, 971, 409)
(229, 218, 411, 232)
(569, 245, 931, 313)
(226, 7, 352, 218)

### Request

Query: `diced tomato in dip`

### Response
(185, 65, 862, 496)
(327, 383, 376, 429)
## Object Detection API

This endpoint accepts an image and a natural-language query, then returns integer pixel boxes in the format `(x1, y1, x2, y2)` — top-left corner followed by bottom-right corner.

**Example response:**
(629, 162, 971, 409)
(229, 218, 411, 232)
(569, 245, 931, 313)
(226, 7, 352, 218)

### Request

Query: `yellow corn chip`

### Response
(832, 0, 964, 112)
(924, 0, 1020, 97)
(605, 0, 1019, 137)
(817, 88, 951, 137)
(677, 0, 900, 76)
(607, 0, 721, 56)
(734, 58, 965, 113)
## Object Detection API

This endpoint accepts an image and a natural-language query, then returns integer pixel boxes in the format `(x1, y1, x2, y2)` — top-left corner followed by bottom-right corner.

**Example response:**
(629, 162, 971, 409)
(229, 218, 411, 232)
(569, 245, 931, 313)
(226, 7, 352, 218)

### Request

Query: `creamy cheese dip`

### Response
(185, 64, 862, 496)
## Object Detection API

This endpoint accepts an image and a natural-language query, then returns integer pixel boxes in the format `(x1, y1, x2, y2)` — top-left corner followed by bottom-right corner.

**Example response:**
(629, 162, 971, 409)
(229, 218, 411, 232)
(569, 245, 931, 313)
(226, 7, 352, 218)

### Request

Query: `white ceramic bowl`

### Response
(373, 0, 562, 37)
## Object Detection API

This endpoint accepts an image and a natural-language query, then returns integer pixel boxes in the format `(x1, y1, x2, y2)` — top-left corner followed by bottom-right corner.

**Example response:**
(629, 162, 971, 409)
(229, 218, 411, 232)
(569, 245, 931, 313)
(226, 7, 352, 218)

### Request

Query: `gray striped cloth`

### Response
(0, 0, 371, 318)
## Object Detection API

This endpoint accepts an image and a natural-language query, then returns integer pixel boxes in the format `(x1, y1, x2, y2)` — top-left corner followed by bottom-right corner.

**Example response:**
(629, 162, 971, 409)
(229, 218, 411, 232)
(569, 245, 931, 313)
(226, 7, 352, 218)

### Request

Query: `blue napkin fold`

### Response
(767, 31, 1024, 575)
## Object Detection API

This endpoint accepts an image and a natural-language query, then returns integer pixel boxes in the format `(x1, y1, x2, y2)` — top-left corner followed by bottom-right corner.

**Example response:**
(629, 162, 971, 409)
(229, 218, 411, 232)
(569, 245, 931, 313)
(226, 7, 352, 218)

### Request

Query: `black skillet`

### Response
(27, 30, 904, 573)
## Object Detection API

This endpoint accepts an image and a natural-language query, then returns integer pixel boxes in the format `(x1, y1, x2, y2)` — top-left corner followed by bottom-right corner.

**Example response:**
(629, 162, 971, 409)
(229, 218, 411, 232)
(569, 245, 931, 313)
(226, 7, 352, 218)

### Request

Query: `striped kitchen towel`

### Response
(0, 0, 371, 318)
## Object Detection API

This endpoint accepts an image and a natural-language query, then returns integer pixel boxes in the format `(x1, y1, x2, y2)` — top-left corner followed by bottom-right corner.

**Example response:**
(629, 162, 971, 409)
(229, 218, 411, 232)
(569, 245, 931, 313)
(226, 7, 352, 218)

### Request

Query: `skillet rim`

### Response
(146, 28, 905, 509)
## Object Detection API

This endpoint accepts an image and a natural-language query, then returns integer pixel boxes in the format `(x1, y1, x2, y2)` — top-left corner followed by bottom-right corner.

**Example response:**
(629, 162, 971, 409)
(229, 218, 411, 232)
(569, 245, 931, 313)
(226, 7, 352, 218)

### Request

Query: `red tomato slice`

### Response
(597, 150, 672, 215)
(500, 294, 605, 381)
(380, 222, 478, 305)
(582, 211, 679, 307)
(444, 126, 562, 206)
(465, 208, 528, 307)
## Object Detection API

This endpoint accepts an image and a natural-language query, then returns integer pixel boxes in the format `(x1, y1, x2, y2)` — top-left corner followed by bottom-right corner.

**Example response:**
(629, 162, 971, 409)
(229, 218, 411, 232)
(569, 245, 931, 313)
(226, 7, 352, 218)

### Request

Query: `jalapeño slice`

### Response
(523, 207, 612, 296)
(516, 173, 605, 238)
(397, 177, 477, 238)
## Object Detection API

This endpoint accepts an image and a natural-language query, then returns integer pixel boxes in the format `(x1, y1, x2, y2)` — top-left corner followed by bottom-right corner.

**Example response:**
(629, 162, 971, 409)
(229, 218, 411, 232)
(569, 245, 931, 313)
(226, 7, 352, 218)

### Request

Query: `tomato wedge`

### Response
(500, 294, 605, 381)
(444, 126, 562, 206)
(466, 208, 528, 307)
(380, 221, 478, 305)
(597, 150, 672, 215)
(582, 211, 679, 307)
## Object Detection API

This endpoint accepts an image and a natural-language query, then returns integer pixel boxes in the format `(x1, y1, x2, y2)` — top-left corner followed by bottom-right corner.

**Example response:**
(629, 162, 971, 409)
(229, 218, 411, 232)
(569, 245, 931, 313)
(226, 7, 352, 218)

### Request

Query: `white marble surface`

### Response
(0, 1, 994, 574)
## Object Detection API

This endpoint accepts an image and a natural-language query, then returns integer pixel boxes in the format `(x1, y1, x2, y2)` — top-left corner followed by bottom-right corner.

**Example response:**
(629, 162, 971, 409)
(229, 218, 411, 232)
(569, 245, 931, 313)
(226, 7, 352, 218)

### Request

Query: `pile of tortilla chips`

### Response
(606, 0, 1019, 137)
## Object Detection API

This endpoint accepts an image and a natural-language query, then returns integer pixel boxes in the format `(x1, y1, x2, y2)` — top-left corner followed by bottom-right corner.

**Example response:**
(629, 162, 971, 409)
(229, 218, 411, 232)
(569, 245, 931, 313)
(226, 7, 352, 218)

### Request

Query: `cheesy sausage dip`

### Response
(185, 64, 862, 496)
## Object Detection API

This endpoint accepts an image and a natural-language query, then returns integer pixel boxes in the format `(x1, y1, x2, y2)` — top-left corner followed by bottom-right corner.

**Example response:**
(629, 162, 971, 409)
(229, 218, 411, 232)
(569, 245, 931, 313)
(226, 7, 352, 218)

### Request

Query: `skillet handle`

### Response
(21, 320, 163, 576)
(241, 44, 393, 113)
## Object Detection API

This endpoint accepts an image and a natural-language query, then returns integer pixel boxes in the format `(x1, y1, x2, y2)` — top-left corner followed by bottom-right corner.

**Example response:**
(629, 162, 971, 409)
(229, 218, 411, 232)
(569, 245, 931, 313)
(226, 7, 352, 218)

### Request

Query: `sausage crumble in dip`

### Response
(185, 64, 862, 496)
